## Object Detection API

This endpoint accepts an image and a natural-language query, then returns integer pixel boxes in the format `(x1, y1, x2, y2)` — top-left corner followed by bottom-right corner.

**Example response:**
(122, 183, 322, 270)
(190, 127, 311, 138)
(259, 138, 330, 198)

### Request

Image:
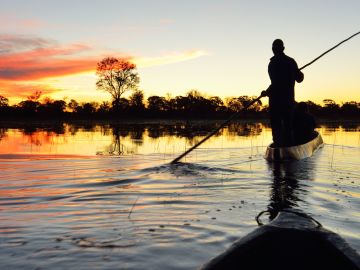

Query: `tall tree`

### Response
(0, 95, 9, 107)
(96, 57, 140, 110)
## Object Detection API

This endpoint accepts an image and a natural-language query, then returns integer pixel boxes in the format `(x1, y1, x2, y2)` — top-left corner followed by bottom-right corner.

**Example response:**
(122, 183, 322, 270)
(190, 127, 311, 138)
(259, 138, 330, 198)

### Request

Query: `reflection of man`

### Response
(262, 39, 304, 146)
(268, 162, 299, 220)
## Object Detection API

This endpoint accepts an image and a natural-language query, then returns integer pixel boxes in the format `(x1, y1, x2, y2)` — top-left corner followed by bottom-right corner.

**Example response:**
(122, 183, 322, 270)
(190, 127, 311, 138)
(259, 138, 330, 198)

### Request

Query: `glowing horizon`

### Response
(0, 1, 359, 105)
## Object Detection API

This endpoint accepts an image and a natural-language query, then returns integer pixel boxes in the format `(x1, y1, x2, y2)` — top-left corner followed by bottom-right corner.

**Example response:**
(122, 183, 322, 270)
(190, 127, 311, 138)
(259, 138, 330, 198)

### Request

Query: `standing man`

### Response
(262, 39, 304, 147)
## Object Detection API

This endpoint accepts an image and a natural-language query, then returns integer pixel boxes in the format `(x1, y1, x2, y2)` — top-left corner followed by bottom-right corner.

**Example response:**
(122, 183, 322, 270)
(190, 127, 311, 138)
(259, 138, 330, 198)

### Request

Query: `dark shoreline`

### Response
(1, 117, 359, 124)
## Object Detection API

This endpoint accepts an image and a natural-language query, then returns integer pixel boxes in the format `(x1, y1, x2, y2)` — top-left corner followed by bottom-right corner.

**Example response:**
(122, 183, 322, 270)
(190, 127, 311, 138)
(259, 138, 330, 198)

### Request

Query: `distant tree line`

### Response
(0, 57, 358, 120)
(0, 91, 359, 120)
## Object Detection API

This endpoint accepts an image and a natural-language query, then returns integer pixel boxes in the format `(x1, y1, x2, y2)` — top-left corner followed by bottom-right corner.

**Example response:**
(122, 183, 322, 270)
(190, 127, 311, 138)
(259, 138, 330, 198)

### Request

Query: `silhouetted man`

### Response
(262, 39, 304, 146)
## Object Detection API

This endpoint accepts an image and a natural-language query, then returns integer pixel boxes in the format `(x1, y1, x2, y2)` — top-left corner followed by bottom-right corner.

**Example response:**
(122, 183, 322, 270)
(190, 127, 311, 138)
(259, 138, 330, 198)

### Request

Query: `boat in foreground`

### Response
(199, 210, 360, 270)
(265, 131, 323, 161)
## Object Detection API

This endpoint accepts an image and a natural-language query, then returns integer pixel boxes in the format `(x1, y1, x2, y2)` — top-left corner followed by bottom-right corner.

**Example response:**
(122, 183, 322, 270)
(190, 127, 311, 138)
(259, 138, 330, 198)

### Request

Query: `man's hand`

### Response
(296, 70, 304, 83)
(261, 85, 273, 97)
(261, 90, 268, 97)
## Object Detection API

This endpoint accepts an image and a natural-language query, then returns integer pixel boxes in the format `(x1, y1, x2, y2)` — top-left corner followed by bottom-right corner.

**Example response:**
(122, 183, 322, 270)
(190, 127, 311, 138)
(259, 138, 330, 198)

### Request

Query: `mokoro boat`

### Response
(199, 210, 360, 270)
(265, 131, 323, 161)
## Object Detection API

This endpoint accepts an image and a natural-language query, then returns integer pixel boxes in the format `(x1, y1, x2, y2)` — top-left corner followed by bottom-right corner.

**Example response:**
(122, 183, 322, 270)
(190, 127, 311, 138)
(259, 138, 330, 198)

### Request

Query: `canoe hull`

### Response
(199, 210, 360, 270)
(265, 131, 323, 161)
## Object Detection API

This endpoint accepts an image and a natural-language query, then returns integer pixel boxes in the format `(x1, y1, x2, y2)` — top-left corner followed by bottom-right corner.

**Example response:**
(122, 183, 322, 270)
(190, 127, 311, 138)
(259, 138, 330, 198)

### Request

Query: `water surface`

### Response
(0, 121, 359, 269)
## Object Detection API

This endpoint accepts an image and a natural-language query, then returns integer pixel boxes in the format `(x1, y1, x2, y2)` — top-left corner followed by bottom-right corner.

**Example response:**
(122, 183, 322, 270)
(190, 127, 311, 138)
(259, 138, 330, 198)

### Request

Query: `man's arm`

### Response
(293, 59, 304, 83)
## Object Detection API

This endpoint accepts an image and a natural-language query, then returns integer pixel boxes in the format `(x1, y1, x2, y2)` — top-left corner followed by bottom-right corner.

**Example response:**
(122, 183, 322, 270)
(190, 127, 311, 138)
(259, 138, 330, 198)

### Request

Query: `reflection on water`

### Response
(0, 121, 359, 269)
(0, 121, 358, 157)
(0, 121, 270, 157)
(267, 159, 315, 220)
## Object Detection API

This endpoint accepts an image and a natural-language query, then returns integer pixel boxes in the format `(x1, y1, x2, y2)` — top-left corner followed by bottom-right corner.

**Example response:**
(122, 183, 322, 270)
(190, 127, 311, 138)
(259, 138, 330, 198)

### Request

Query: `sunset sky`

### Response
(1, 0, 359, 105)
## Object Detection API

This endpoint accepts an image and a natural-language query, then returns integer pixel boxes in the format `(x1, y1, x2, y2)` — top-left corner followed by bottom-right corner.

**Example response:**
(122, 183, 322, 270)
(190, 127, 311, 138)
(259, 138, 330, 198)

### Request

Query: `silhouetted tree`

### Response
(38, 98, 66, 116)
(0, 95, 9, 107)
(129, 89, 145, 112)
(226, 96, 261, 113)
(77, 102, 98, 115)
(96, 57, 140, 110)
(112, 98, 130, 113)
(68, 99, 79, 112)
(186, 90, 214, 114)
(341, 101, 359, 116)
(323, 99, 340, 115)
(18, 91, 42, 115)
(209, 96, 225, 112)
(305, 100, 322, 115)
(172, 96, 189, 112)
(0, 95, 10, 116)
(98, 101, 111, 114)
(244, 96, 262, 112)
(226, 97, 243, 112)
(147, 96, 169, 112)
(28, 91, 42, 102)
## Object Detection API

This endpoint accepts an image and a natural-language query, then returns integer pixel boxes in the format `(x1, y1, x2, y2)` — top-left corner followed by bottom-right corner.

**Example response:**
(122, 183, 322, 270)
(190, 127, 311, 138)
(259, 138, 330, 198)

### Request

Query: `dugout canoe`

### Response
(265, 131, 323, 161)
(199, 210, 360, 270)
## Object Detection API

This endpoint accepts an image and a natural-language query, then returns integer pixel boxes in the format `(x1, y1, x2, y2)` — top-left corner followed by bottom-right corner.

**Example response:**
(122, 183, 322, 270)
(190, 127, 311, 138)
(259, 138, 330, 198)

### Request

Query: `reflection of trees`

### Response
(3, 121, 357, 157)
(46, 124, 65, 135)
(144, 122, 222, 139)
(22, 125, 37, 135)
(106, 125, 145, 155)
(22, 124, 65, 135)
(227, 122, 263, 137)
(129, 125, 145, 145)
(341, 123, 360, 132)
(0, 128, 7, 141)
(109, 127, 125, 155)
(69, 122, 265, 146)
(68, 124, 80, 135)
(147, 124, 167, 138)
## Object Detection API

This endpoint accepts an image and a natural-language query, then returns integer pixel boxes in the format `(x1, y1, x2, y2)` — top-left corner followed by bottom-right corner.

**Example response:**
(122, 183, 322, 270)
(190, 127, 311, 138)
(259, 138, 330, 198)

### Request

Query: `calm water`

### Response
(0, 121, 359, 269)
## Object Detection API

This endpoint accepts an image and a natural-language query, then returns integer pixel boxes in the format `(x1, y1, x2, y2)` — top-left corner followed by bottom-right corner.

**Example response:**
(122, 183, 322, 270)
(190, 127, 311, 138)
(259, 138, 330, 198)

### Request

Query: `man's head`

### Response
(272, 39, 284, 55)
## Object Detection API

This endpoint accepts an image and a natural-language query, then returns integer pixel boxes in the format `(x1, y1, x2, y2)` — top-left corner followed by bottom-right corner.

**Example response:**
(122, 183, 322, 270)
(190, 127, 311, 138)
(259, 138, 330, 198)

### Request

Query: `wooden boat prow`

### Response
(265, 131, 323, 161)
(199, 210, 360, 270)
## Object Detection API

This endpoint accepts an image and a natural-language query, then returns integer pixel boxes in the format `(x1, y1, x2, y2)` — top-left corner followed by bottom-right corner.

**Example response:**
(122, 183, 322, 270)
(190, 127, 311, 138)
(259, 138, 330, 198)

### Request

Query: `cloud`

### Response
(135, 50, 208, 67)
(0, 34, 55, 54)
(0, 35, 96, 80)
(0, 57, 97, 80)
(0, 34, 208, 80)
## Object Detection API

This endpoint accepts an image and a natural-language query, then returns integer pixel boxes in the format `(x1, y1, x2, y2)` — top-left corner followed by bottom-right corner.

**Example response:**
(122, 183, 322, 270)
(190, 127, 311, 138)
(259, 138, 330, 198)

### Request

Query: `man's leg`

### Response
(270, 111, 283, 146)
(283, 109, 294, 146)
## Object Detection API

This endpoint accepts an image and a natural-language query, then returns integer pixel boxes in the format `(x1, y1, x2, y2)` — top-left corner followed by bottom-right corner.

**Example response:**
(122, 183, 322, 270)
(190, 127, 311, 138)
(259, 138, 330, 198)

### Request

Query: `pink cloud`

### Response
(0, 35, 99, 100)
(0, 35, 97, 80)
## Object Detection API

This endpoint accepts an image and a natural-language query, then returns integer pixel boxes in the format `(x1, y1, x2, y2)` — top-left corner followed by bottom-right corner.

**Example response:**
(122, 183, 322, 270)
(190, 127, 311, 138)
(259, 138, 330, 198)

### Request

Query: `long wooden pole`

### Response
(170, 31, 360, 164)
(299, 31, 360, 70)
(170, 96, 262, 164)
